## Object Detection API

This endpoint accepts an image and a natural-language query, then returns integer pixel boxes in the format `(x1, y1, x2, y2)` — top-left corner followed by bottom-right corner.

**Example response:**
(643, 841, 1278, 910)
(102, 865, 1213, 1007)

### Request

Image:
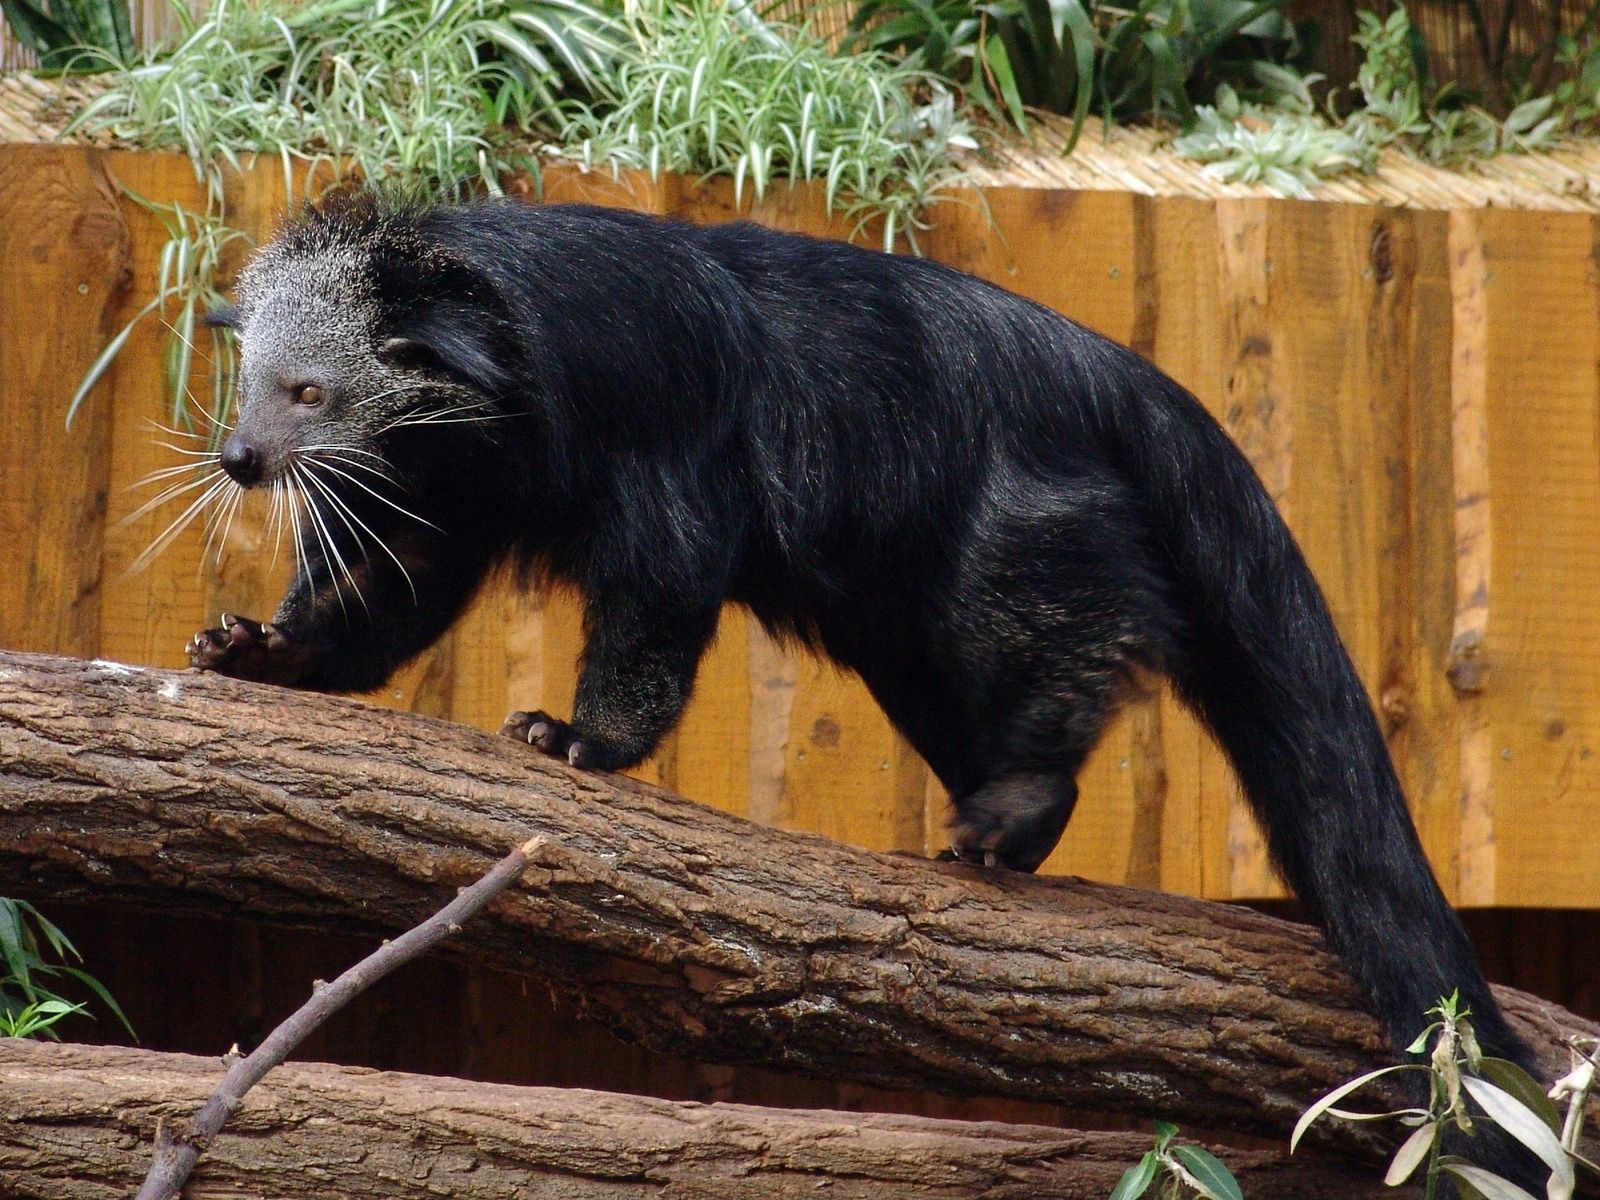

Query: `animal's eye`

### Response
(292, 384, 324, 406)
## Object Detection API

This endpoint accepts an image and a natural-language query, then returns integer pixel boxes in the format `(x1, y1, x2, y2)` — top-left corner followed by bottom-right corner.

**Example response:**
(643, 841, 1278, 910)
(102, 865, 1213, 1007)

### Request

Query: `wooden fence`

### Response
(3, 142, 1599, 909)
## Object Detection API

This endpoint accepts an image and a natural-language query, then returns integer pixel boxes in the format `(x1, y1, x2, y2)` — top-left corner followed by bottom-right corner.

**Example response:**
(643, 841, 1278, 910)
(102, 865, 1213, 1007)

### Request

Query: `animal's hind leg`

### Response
(948, 770, 1080, 873)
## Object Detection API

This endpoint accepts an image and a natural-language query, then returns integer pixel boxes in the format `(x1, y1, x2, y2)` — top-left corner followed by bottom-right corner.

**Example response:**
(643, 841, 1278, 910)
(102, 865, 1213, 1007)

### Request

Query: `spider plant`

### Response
(550, 0, 975, 249)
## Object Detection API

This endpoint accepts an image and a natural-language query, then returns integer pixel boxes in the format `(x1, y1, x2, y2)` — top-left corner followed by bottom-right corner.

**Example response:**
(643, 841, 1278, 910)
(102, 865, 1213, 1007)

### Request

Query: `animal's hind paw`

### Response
(499, 710, 608, 770)
(187, 613, 313, 686)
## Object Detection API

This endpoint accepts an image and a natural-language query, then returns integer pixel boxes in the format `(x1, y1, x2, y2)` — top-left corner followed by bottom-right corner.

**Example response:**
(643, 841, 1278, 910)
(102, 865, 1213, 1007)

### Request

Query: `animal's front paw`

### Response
(499, 710, 613, 770)
(187, 614, 312, 686)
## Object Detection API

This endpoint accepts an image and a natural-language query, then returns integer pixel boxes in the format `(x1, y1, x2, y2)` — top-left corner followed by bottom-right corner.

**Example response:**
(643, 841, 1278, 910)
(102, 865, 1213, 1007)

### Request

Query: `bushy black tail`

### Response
(1103, 366, 1525, 1068)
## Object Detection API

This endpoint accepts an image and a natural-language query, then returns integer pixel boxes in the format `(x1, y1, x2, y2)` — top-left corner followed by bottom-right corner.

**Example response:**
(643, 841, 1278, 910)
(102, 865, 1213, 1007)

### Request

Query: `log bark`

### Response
(0, 649, 1593, 1152)
(0, 1040, 1406, 1199)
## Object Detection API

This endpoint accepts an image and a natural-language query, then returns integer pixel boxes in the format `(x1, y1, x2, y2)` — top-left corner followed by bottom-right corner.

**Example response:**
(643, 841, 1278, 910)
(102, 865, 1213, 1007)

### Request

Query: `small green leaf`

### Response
(1503, 94, 1555, 134)
(0, 0, 75, 60)
(1170, 1145, 1244, 1200)
(1407, 1020, 1442, 1054)
(57, 964, 136, 1040)
(1292, 1063, 1420, 1151)
(981, 33, 1028, 132)
(1439, 1162, 1541, 1200)
(1384, 1120, 1438, 1185)
(1478, 1058, 1562, 1136)
(1108, 1151, 1159, 1200)
(68, 296, 161, 429)
(1056, 0, 1096, 151)
(1461, 1076, 1573, 1189)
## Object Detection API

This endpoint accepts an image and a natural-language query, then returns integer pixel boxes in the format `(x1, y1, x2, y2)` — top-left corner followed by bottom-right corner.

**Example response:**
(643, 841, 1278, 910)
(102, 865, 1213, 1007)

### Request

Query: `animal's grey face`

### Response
(220, 244, 424, 488)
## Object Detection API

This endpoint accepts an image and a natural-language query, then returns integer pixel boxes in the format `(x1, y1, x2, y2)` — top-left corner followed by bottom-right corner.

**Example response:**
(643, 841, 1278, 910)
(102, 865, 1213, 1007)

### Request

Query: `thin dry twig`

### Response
(131, 834, 547, 1200)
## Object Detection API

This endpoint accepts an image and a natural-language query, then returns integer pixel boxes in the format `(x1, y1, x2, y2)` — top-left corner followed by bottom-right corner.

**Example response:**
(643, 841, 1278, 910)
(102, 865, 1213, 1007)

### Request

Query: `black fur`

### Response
(196, 194, 1532, 1109)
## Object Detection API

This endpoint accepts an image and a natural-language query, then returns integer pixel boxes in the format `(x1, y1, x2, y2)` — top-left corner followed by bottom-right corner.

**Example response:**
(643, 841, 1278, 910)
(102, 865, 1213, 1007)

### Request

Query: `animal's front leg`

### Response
(501, 591, 718, 771)
(189, 534, 494, 693)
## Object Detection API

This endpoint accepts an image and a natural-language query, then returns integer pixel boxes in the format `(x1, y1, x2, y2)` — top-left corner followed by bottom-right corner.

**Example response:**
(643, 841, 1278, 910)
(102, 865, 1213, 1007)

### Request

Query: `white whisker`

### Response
(297, 442, 391, 463)
(350, 382, 435, 410)
(294, 461, 363, 617)
(286, 471, 308, 585)
(129, 460, 215, 490)
(295, 445, 400, 486)
(157, 314, 210, 362)
(144, 417, 208, 441)
(119, 468, 226, 528)
(301, 459, 419, 604)
(151, 440, 219, 458)
(303, 455, 442, 532)
(267, 479, 288, 572)
(299, 466, 367, 560)
(126, 474, 232, 576)
(200, 480, 244, 570)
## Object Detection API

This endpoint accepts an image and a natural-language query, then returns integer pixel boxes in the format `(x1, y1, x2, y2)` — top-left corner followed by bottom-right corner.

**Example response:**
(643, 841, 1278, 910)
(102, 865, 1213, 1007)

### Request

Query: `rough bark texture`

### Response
(0, 1040, 1406, 1199)
(0, 650, 1593, 1152)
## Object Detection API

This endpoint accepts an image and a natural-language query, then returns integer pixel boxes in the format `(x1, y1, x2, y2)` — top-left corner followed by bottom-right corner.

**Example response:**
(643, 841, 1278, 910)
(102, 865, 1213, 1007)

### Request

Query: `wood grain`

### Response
(0, 146, 126, 658)
(0, 1040, 1407, 1200)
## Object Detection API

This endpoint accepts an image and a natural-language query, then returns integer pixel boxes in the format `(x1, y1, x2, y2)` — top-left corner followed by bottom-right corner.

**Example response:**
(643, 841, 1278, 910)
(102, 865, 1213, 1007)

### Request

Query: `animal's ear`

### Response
(202, 303, 240, 329)
(375, 306, 520, 398)
(377, 336, 443, 374)
(371, 243, 523, 398)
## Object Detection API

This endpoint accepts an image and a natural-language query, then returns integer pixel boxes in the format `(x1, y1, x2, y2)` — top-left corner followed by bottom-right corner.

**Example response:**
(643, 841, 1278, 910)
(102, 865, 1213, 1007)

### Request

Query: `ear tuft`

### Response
(383, 306, 518, 397)
(377, 336, 441, 373)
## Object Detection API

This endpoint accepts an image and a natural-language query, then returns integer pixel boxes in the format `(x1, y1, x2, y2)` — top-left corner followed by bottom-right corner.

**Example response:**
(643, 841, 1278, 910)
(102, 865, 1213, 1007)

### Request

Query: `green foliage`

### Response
(1108, 1121, 1244, 1200)
(0, 897, 133, 1041)
(0, 0, 132, 69)
(1444, 0, 1600, 116)
(844, 0, 1303, 146)
(1341, 7, 1564, 164)
(1176, 3, 1598, 194)
(1173, 74, 1369, 195)
(1296, 993, 1600, 1200)
(550, 0, 974, 249)
(70, 0, 621, 204)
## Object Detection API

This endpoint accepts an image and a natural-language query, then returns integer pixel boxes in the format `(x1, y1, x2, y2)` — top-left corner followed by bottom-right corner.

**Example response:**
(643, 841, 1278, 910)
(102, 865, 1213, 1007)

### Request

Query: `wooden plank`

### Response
(665, 607, 755, 817)
(96, 151, 241, 672)
(1397, 209, 1466, 897)
(0, 146, 125, 658)
(1254, 201, 1415, 901)
(1210, 197, 1281, 898)
(1461, 209, 1600, 906)
(1135, 194, 1229, 899)
(1191, 199, 1434, 902)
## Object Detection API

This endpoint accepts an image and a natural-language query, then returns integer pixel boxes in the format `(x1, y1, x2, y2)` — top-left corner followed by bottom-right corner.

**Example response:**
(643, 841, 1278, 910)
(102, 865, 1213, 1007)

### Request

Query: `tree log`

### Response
(0, 649, 1593, 1152)
(0, 1040, 1406, 1199)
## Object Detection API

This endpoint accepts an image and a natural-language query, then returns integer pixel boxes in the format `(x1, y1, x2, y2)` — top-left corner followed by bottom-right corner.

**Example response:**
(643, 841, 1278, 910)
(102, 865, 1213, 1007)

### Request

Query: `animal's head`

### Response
(210, 194, 520, 491)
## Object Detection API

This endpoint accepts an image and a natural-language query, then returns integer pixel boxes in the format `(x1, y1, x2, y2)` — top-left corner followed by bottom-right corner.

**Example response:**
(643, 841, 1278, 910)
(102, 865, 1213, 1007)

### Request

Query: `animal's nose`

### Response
(220, 436, 263, 486)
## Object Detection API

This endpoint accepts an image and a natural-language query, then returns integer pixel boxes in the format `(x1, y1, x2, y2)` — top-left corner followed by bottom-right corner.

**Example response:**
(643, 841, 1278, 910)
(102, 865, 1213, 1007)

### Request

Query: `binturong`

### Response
(193, 191, 1536, 1163)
